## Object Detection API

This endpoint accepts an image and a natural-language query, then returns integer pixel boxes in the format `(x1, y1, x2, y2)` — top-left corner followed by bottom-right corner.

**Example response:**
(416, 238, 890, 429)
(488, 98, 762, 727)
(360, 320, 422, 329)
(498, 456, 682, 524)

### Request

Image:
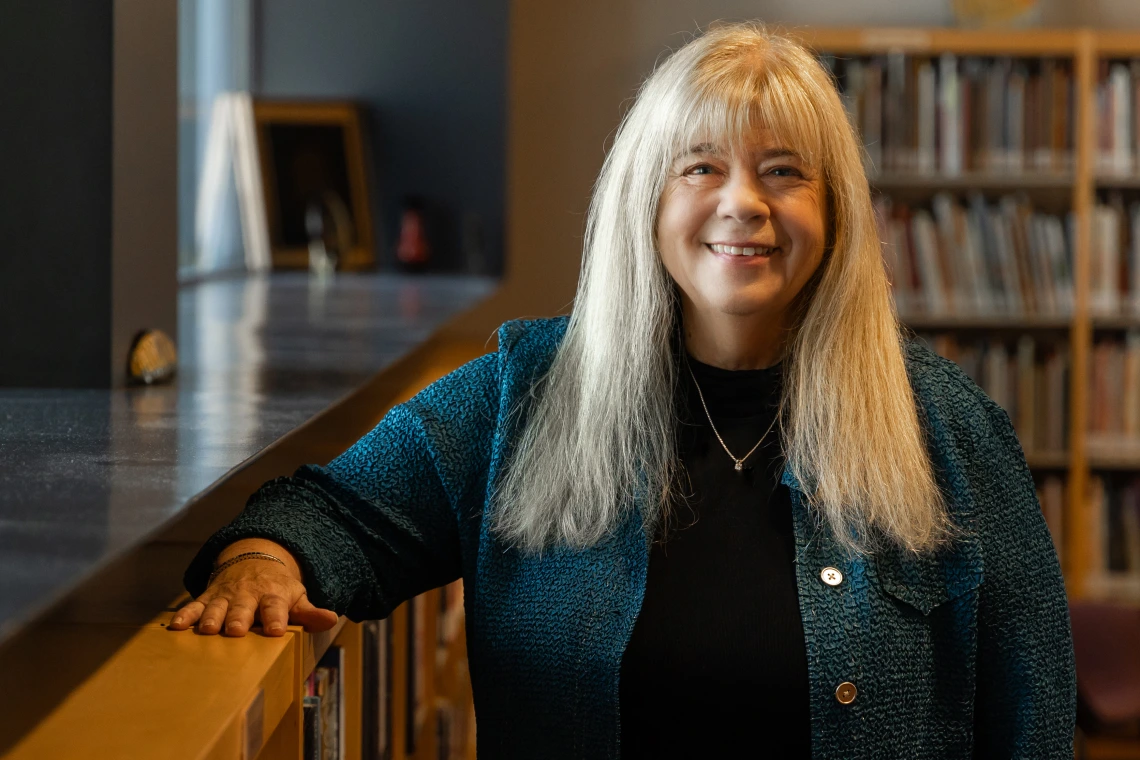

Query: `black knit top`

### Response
(617, 352, 812, 758)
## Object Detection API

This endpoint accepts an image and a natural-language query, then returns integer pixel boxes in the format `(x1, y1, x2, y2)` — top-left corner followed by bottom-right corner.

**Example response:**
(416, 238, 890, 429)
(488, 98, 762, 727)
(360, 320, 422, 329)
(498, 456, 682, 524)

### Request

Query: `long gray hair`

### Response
(489, 21, 952, 557)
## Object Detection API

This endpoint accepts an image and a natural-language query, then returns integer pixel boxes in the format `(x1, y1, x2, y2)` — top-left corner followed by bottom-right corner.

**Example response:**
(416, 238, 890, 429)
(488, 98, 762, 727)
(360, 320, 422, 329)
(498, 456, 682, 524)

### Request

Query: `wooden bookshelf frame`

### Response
(792, 27, 1140, 601)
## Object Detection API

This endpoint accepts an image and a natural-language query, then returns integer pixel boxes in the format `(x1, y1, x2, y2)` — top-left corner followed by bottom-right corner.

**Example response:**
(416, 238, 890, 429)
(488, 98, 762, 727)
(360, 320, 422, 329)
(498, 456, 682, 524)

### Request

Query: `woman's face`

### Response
(656, 127, 827, 329)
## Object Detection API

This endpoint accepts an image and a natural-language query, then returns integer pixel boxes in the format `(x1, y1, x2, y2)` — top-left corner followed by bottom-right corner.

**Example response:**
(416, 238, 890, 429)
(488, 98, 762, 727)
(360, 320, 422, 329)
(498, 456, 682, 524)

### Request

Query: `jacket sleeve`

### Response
(182, 350, 500, 622)
(970, 395, 1076, 758)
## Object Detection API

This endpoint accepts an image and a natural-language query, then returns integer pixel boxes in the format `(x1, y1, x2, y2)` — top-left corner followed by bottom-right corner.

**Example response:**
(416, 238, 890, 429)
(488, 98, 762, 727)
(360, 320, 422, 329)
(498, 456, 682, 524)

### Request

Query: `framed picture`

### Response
(252, 100, 375, 270)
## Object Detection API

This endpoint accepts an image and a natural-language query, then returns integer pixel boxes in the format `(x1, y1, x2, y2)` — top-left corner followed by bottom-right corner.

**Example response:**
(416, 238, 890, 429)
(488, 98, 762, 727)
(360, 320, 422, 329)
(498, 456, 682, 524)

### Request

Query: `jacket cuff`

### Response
(181, 473, 374, 615)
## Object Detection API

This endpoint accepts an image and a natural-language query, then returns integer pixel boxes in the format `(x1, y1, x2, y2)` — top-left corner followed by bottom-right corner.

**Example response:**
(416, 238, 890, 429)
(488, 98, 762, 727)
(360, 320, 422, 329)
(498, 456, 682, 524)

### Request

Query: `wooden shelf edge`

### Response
(295, 615, 349, 680)
(873, 172, 1074, 190)
(1025, 451, 1071, 470)
(789, 26, 1080, 56)
(901, 313, 1074, 330)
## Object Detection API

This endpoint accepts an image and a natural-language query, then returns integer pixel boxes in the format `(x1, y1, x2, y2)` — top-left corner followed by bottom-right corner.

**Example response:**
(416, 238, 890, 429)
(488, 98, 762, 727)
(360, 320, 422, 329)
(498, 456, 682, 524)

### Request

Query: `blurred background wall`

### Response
(255, 0, 509, 277)
(178, 0, 508, 280)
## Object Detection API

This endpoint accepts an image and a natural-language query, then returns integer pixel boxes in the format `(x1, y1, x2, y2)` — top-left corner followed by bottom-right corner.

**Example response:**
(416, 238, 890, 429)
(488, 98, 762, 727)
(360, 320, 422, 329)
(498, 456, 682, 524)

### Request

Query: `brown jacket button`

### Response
(835, 681, 857, 705)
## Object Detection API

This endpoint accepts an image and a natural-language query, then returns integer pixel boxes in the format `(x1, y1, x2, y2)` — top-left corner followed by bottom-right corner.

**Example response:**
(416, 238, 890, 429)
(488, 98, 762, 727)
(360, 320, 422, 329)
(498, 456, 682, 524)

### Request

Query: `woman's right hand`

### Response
(167, 558, 340, 637)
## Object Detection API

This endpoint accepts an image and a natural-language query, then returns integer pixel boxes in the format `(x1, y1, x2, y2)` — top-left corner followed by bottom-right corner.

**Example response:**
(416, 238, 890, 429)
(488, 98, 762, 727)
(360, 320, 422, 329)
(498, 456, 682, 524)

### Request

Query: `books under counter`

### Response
(362, 618, 394, 760)
(305, 643, 345, 760)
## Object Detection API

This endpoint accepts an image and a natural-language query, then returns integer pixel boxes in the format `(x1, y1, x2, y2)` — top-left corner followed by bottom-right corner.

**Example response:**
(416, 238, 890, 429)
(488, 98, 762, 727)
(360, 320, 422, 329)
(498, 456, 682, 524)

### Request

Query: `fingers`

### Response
(259, 593, 291, 636)
(169, 588, 339, 636)
(197, 596, 230, 635)
(168, 599, 204, 630)
(290, 592, 340, 632)
(221, 595, 259, 637)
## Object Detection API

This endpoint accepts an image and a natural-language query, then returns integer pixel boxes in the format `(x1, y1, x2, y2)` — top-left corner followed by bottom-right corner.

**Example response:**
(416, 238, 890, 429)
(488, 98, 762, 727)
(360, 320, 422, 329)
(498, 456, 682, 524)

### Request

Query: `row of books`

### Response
(1097, 60, 1140, 176)
(917, 333, 1069, 454)
(304, 644, 345, 760)
(359, 579, 467, 760)
(1089, 474, 1140, 599)
(820, 53, 1074, 175)
(1088, 332, 1140, 457)
(877, 193, 1074, 317)
(1091, 194, 1140, 316)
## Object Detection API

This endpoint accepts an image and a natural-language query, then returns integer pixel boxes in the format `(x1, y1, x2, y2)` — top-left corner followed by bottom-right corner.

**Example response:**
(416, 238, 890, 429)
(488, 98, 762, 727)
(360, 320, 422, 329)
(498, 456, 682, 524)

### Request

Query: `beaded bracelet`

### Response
(208, 551, 287, 586)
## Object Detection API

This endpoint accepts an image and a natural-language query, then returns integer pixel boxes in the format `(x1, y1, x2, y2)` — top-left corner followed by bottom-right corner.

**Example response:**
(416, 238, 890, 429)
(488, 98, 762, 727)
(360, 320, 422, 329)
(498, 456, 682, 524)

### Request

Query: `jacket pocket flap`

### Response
(874, 533, 984, 615)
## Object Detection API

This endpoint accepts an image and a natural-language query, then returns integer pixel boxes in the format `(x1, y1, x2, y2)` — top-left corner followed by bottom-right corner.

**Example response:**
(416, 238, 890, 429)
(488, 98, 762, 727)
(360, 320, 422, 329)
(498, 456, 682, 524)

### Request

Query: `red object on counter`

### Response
(396, 200, 430, 270)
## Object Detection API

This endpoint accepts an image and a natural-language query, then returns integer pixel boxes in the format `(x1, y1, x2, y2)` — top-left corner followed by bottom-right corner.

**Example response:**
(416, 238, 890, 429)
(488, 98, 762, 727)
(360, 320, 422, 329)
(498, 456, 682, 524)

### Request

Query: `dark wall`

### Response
(254, 0, 509, 275)
(0, 2, 113, 387)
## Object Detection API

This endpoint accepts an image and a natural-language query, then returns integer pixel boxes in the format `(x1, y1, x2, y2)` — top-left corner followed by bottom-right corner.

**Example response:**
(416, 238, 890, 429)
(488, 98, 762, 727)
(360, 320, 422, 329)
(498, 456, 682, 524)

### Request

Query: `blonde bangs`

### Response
(666, 38, 828, 179)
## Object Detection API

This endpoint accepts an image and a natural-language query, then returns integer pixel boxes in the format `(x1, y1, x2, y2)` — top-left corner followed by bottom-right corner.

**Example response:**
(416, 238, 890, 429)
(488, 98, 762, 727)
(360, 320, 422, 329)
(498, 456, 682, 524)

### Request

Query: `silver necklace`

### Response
(687, 362, 779, 472)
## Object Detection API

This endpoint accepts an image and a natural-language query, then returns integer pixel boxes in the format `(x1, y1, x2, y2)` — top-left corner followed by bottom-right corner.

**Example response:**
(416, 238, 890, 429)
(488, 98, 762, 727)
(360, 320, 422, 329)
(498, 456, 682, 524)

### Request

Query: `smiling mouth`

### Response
(705, 243, 779, 257)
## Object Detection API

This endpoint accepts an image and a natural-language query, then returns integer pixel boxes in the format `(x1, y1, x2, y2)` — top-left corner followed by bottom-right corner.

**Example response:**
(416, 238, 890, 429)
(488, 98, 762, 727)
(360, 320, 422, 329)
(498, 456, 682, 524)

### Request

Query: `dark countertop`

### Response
(0, 271, 497, 646)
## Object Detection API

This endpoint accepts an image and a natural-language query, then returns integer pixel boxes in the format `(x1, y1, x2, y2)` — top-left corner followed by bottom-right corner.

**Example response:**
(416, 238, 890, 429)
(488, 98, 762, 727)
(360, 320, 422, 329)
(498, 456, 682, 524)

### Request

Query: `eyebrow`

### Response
(680, 143, 804, 162)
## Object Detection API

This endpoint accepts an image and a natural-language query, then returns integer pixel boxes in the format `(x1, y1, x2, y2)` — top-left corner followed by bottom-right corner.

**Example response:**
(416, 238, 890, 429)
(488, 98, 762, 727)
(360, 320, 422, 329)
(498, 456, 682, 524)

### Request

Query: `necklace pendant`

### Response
(734, 461, 744, 472)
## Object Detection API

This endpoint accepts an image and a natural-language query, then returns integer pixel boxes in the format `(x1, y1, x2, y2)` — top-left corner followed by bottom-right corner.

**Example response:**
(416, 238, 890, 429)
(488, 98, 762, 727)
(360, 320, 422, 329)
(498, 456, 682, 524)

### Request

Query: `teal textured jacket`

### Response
(183, 315, 1076, 759)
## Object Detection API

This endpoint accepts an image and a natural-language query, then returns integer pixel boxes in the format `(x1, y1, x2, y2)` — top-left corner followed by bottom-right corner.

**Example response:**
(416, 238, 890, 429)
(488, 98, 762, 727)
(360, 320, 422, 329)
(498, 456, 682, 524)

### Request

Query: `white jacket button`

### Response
(820, 566, 844, 586)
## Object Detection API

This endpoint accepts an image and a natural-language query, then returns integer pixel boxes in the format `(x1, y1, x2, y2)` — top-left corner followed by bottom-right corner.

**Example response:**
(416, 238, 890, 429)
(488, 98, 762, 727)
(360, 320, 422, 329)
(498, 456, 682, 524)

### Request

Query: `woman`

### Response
(171, 21, 1075, 758)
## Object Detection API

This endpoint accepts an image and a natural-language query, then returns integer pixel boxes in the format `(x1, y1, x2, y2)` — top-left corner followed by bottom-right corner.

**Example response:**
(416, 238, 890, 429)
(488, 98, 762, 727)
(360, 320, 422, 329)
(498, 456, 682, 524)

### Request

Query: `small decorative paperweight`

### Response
(127, 329, 178, 385)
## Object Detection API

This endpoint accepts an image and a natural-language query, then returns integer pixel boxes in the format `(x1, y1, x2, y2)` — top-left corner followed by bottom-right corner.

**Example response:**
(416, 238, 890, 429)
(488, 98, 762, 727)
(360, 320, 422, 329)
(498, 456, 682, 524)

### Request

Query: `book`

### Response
(363, 618, 392, 760)
(407, 595, 427, 754)
(309, 645, 344, 760)
(303, 695, 322, 760)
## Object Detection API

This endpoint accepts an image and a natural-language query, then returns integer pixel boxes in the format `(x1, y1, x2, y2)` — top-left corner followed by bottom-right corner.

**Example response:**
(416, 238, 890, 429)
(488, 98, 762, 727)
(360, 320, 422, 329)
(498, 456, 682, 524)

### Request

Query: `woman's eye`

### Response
(687, 164, 715, 176)
(769, 166, 802, 177)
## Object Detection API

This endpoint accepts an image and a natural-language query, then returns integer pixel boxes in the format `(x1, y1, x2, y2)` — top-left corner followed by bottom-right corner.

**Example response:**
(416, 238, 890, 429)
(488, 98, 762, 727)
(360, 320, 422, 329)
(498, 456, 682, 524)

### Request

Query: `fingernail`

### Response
(171, 616, 182, 625)
(268, 623, 282, 634)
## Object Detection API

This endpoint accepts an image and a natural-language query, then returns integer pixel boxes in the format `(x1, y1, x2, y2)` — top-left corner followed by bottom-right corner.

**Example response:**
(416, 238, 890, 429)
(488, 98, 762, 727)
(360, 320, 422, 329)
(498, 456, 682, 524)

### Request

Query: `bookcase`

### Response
(793, 27, 1140, 604)
(302, 579, 473, 760)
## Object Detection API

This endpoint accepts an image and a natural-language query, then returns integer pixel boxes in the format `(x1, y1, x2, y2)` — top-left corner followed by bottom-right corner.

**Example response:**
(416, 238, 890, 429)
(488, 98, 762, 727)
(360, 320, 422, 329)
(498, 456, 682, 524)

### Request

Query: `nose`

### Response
(717, 171, 770, 225)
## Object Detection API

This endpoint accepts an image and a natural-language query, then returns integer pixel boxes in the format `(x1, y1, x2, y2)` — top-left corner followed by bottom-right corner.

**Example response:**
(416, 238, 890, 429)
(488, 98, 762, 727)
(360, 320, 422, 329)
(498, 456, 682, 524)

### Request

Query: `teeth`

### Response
(710, 243, 774, 257)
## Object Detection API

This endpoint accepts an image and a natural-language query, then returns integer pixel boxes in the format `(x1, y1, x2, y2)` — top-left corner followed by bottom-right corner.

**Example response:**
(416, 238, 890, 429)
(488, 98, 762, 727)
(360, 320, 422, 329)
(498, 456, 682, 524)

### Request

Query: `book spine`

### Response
(939, 53, 962, 175)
